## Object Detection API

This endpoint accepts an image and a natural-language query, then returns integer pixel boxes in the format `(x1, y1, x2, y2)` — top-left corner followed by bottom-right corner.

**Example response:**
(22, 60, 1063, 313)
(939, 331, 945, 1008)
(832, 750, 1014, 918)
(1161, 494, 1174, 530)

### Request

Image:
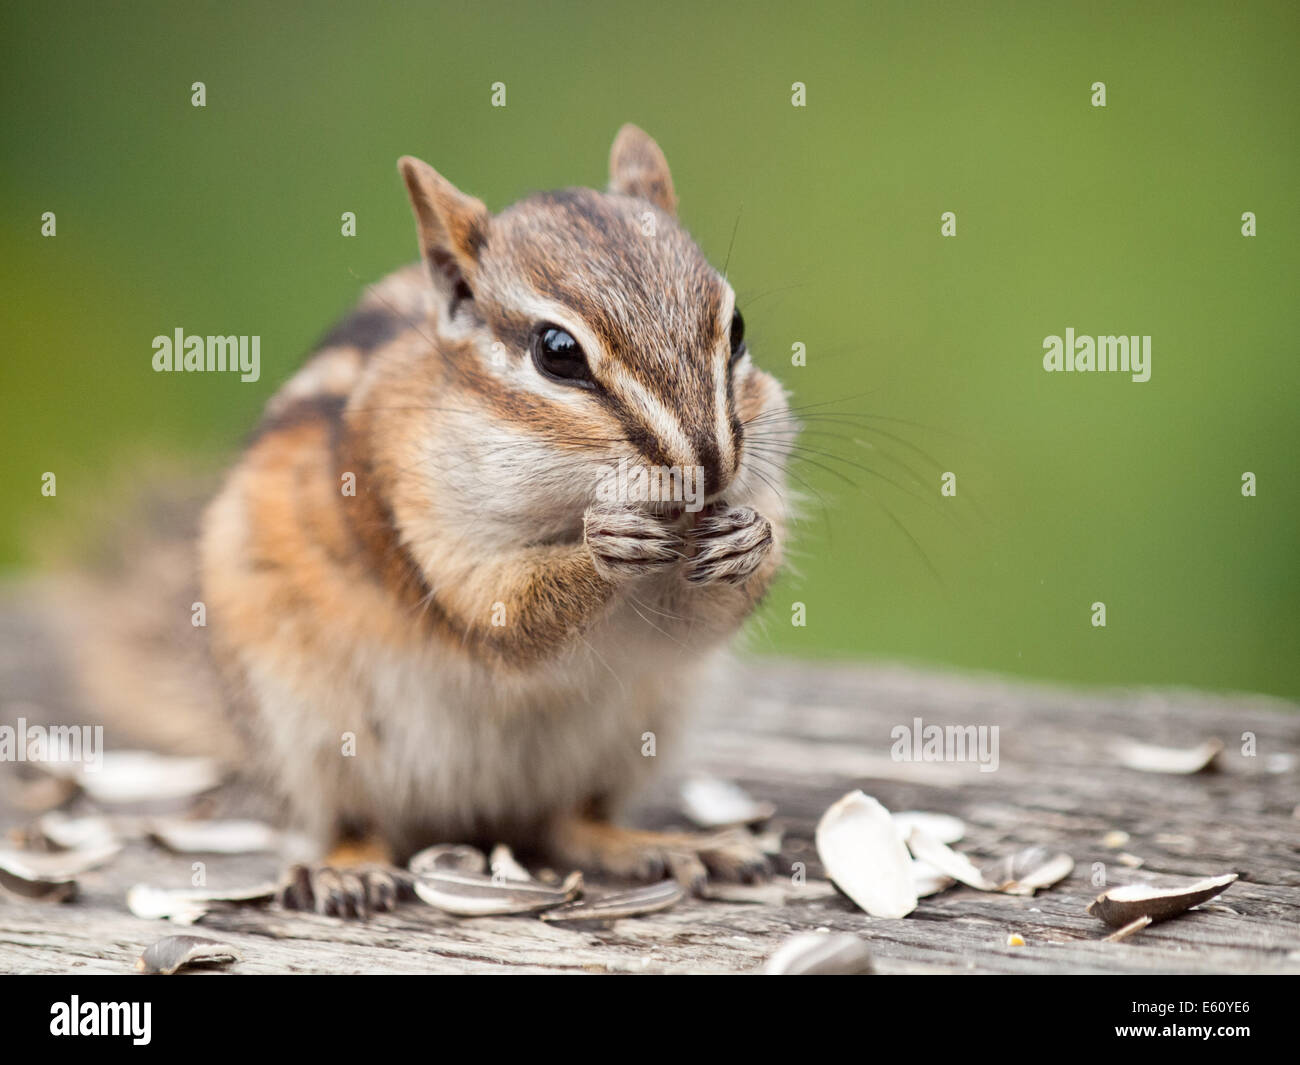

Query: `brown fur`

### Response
(196, 125, 795, 871)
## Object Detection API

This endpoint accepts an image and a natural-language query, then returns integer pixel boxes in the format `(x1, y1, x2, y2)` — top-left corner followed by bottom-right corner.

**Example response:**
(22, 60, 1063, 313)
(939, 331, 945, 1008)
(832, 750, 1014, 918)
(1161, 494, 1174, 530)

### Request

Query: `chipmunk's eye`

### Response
(728, 310, 747, 365)
(532, 325, 594, 388)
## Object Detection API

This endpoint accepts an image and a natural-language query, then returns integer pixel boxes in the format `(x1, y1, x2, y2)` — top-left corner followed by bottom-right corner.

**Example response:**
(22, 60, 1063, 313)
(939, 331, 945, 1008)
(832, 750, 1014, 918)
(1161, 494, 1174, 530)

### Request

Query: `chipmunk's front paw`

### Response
(584, 502, 684, 581)
(277, 862, 409, 919)
(685, 505, 773, 585)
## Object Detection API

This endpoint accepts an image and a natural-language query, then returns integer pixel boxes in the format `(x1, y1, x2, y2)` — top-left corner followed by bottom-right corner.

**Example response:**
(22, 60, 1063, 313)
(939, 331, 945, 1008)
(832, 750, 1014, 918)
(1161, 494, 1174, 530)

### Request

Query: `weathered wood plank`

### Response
(1, 591, 1297, 975)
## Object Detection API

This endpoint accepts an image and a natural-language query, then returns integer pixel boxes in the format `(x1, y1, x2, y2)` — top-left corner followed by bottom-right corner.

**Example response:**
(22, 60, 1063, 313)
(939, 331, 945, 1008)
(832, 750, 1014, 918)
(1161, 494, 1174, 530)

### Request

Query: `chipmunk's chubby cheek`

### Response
(422, 420, 578, 534)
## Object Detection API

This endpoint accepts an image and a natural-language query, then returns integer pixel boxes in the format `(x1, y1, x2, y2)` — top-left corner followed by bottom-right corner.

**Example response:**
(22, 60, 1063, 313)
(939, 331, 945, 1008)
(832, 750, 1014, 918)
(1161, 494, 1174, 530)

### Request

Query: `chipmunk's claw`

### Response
(660, 833, 770, 892)
(277, 862, 407, 919)
(685, 505, 772, 585)
(693, 827, 772, 883)
(550, 818, 770, 897)
(584, 501, 685, 581)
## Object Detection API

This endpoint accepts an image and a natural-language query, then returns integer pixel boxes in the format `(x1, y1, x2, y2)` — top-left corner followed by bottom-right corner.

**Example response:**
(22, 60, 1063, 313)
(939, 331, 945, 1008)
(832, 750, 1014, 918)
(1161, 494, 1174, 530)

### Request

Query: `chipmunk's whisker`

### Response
(624, 595, 693, 649)
(732, 279, 809, 307)
(738, 449, 833, 545)
(721, 205, 743, 281)
(745, 407, 988, 522)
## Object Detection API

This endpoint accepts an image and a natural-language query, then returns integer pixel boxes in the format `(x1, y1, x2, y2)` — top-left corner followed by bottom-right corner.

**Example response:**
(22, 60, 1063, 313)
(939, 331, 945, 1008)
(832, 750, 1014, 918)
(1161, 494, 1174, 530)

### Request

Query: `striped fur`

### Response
(199, 126, 794, 862)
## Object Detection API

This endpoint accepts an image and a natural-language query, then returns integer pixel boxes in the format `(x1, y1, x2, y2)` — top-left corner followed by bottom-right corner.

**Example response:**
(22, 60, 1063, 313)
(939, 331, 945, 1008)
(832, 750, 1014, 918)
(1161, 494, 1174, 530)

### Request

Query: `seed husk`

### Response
(35, 811, 131, 850)
(413, 868, 582, 916)
(763, 932, 873, 975)
(815, 791, 917, 918)
(0, 842, 121, 879)
(911, 859, 956, 898)
(148, 818, 279, 855)
(982, 846, 1075, 895)
(703, 878, 838, 905)
(904, 834, 1074, 897)
(892, 811, 965, 845)
(407, 843, 487, 876)
(701, 880, 792, 905)
(488, 844, 532, 882)
(0, 863, 77, 902)
(126, 881, 278, 924)
(540, 879, 684, 921)
(905, 826, 996, 891)
(41, 750, 223, 805)
(136, 935, 242, 975)
(1086, 873, 1238, 928)
(680, 776, 776, 828)
(1113, 738, 1223, 775)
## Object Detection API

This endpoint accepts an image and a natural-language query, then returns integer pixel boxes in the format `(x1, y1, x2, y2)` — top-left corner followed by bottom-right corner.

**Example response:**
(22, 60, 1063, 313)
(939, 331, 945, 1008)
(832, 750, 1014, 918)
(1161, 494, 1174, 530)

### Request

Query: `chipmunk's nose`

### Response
(693, 424, 741, 500)
(698, 444, 727, 499)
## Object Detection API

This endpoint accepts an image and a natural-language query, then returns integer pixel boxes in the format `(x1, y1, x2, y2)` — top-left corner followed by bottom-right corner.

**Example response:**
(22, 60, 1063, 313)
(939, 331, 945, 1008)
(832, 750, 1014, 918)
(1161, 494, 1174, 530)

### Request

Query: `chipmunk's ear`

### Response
(608, 124, 677, 216)
(398, 155, 490, 303)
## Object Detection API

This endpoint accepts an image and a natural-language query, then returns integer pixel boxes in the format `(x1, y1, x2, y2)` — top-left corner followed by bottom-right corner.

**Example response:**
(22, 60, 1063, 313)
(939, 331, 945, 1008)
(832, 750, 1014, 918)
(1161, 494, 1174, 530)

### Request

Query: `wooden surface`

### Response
(2, 592, 1298, 975)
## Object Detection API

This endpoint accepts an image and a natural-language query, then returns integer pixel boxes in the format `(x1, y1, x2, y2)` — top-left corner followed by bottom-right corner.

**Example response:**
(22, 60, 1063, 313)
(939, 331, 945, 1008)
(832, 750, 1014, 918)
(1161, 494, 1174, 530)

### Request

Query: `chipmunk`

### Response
(185, 125, 793, 914)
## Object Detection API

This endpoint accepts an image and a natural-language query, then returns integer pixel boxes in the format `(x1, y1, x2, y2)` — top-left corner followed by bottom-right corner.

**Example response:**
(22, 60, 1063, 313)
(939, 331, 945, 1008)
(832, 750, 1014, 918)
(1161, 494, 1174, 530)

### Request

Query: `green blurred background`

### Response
(2, 1, 1297, 696)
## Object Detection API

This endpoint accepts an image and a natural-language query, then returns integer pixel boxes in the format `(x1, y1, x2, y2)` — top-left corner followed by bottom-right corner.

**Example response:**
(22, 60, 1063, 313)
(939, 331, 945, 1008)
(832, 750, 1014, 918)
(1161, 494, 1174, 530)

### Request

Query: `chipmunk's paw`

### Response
(584, 502, 684, 581)
(276, 862, 408, 919)
(689, 827, 774, 883)
(685, 505, 773, 585)
(550, 818, 770, 895)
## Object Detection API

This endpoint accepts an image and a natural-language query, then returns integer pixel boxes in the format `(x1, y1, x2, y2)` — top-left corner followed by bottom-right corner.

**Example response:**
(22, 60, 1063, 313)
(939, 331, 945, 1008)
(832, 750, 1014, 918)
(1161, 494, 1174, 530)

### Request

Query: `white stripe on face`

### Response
(715, 287, 738, 480)
(502, 289, 608, 372)
(502, 284, 699, 468)
(475, 287, 610, 410)
(600, 364, 698, 470)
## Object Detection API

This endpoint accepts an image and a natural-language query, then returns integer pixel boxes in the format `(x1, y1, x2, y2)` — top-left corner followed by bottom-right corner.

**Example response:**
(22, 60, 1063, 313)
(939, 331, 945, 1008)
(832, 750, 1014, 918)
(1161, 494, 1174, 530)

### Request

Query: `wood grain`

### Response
(1, 593, 1297, 974)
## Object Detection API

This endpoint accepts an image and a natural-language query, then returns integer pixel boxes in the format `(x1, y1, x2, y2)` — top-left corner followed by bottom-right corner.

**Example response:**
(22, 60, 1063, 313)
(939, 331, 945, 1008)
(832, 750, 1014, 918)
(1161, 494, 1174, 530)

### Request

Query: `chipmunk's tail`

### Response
(34, 474, 243, 765)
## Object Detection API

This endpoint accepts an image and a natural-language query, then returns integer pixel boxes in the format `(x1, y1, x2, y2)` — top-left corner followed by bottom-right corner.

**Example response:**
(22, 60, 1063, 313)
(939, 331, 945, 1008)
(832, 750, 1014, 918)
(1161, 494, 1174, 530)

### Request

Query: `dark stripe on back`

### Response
(245, 392, 347, 449)
(315, 306, 403, 355)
